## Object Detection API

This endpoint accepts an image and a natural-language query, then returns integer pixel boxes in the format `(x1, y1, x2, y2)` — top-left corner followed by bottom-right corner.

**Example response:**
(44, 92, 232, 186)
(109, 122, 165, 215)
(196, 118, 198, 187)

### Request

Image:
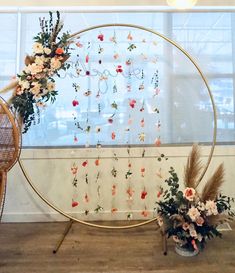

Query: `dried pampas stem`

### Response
(184, 144, 203, 189)
(201, 163, 225, 202)
(0, 80, 18, 95)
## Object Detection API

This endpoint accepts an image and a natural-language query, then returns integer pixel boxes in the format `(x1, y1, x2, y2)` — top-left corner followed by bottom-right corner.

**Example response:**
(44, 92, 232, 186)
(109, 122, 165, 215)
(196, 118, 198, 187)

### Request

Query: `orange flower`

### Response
(111, 208, 118, 213)
(95, 159, 100, 166)
(55, 47, 64, 55)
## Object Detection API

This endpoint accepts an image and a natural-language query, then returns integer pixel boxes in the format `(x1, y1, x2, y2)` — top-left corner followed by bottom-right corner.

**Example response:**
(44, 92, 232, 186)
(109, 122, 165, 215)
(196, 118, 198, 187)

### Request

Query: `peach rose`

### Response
(187, 207, 200, 221)
(55, 47, 64, 55)
(183, 187, 196, 201)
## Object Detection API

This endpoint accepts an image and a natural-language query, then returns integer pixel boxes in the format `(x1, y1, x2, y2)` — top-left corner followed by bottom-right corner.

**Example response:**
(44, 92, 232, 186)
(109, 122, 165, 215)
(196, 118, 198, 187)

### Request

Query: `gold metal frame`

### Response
(18, 23, 217, 230)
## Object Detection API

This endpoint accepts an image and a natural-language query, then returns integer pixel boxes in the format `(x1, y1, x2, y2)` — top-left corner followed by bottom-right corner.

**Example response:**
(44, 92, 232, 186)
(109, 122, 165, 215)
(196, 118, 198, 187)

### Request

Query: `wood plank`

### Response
(0, 221, 235, 273)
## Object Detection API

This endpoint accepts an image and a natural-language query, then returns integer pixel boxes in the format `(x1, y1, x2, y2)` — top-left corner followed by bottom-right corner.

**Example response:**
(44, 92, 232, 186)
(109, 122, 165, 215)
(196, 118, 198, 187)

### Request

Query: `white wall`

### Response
(0, 0, 234, 7)
(2, 145, 235, 223)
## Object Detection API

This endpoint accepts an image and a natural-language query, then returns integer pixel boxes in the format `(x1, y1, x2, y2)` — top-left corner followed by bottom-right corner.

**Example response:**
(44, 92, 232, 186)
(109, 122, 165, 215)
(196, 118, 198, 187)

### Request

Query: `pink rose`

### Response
(182, 222, 190, 230)
(183, 187, 196, 201)
(196, 216, 204, 226)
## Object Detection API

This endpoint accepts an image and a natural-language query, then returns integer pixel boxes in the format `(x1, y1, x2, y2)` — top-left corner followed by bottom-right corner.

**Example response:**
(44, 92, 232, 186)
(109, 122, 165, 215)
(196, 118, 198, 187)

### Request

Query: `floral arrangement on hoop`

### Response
(156, 145, 234, 254)
(7, 11, 71, 133)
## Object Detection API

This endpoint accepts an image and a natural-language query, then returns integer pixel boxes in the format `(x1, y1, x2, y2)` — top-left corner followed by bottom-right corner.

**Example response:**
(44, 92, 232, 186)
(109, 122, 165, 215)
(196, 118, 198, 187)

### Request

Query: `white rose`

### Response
(19, 80, 30, 90)
(44, 47, 51, 55)
(187, 207, 201, 222)
(50, 57, 61, 70)
(31, 82, 41, 96)
(47, 81, 55, 92)
(197, 201, 205, 211)
(34, 56, 45, 66)
(189, 228, 197, 238)
(32, 42, 44, 54)
(25, 63, 43, 75)
(205, 200, 218, 216)
(197, 233, 203, 242)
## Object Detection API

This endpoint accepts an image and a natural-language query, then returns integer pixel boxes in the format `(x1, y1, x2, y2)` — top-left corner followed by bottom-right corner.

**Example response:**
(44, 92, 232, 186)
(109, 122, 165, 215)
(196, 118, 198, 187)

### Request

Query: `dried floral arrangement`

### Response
(156, 145, 234, 254)
(0, 11, 72, 133)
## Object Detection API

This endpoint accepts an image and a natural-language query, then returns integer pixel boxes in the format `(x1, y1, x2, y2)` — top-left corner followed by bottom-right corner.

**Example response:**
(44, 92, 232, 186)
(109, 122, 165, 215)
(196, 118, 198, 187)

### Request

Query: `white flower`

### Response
(183, 187, 196, 201)
(187, 207, 200, 222)
(34, 56, 45, 66)
(197, 201, 205, 211)
(50, 57, 62, 70)
(25, 63, 43, 75)
(44, 47, 51, 55)
(197, 233, 203, 242)
(189, 228, 197, 238)
(32, 42, 44, 54)
(31, 82, 41, 96)
(205, 200, 218, 216)
(139, 132, 145, 142)
(47, 81, 55, 92)
(19, 80, 30, 90)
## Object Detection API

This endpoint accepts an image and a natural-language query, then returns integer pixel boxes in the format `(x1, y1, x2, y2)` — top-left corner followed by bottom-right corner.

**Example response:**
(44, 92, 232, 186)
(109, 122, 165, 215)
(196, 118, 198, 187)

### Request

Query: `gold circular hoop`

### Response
(19, 24, 217, 229)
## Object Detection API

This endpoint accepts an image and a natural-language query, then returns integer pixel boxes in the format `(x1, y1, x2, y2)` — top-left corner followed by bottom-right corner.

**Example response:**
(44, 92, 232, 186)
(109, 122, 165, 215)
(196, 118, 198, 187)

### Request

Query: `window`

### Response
(0, 11, 234, 146)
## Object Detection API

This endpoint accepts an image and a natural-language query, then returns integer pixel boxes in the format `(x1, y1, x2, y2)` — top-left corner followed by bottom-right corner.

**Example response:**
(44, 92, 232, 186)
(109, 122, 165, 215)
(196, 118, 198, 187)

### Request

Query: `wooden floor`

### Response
(0, 221, 235, 273)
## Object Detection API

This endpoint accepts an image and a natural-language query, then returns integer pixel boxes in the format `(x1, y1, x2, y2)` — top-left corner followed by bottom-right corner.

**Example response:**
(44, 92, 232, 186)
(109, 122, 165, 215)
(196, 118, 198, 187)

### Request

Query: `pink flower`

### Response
(82, 160, 88, 167)
(141, 210, 149, 217)
(191, 239, 198, 251)
(98, 33, 104, 41)
(140, 118, 145, 127)
(196, 216, 204, 226)
(157, 191, 162, 198)
(141, 190, 147, 199)
(129, 99, 136, 108)
(72, 200, 79, 207)
(183, 187, 196, 201)
(111, 208, 118, 213)
(84, 193, 89, 203)
(182, 222, 190, 230)
(111, 132, 116, 140)
(75, 41, 83, 48)
(187, 207, 200, 222)
(116, 65, 123, 73)
(154, 137, 161, 146)
(72, 100, 79, 107)
(71, 166, 78, 175)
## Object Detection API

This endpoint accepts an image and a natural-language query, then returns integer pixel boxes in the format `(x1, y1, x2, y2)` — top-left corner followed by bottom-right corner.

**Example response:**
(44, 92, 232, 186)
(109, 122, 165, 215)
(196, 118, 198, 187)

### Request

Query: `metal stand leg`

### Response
(160, 227, 168, 255)
(53, 219, 74, 254)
